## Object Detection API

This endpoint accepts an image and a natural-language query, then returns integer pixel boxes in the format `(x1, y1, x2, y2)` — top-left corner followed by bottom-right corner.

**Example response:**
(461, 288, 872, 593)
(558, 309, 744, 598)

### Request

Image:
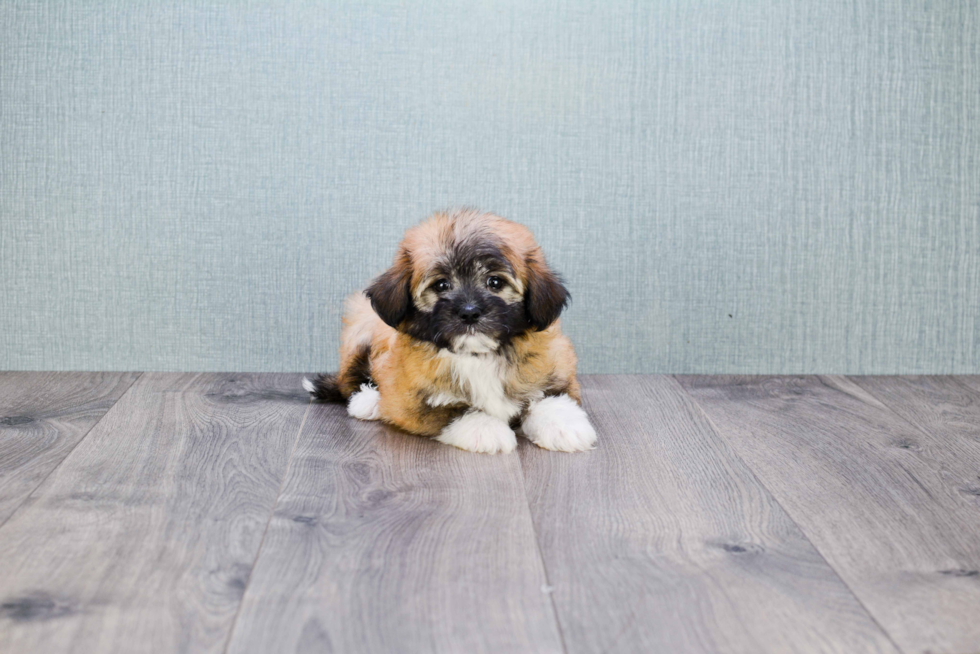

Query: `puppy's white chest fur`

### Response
(437, 349, 520, 422)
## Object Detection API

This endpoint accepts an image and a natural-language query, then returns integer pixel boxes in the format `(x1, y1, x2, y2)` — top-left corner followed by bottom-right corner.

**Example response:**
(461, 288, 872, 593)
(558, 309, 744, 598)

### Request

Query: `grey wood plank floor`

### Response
(519, 376, 899, 654)
(226, 392, 563, 654)
(678, 375, 980, 654)
(0, 373, 310, 653)
(0, 373, 977, 653)
(0, 371, 140, 525)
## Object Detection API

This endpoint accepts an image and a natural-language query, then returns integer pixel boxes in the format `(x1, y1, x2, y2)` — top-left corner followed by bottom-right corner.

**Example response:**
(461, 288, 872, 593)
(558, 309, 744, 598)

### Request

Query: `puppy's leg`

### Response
(436, 410, 517, 454)
(522, 394, 597, 452)
(347, 383, 381, 421)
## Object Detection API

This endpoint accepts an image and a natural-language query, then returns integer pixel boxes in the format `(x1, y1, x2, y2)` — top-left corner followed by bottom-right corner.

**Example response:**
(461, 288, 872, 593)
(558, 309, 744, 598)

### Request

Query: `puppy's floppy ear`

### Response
(524, 252, 569, 330)
(366, 251, 413, 328)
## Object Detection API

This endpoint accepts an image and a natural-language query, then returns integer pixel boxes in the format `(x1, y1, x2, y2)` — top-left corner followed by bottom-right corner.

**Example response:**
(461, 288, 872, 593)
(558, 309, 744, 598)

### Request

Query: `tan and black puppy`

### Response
(304, 209, 596, 454)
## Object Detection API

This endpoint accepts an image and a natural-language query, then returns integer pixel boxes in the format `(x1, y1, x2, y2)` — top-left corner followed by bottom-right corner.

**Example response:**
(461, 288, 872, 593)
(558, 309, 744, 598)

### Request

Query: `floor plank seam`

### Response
(850, 375, 980, 446)
(950, 375, 980, 397)
(221, 397, 313, 654)
(670, 375, 910, 654)
(0, 371, 144, 534)
(514, 450, 570, 654)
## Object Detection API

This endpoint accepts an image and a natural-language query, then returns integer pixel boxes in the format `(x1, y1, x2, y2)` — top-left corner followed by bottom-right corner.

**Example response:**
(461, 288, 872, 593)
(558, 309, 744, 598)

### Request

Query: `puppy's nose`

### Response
(458, 304, 482, 324)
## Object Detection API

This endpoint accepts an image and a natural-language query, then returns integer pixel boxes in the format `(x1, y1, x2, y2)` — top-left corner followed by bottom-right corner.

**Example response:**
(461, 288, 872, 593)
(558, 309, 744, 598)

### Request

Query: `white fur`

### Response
(522, 394, 597, 452)
(302, 378, 316, 394)
(426, 392, 465, 407)
(451, 332, 498, 355)
(347, 383, 381, 421)
(436, 410, 517, 454)
(438, 349, 521, 422)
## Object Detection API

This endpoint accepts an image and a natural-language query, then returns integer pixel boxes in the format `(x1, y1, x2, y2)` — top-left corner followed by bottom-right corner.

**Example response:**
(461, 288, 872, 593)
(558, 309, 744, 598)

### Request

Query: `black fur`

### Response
(306, 344, 372, 403)
(365, 252, 413, 328)
(404, 289, 529, 350)
(305, 373, 344, 402)
(392, 242, 568, 350)
(524, 254, 570, 330)
(344, 344, 374, 390)
(399, 243, 541, 351)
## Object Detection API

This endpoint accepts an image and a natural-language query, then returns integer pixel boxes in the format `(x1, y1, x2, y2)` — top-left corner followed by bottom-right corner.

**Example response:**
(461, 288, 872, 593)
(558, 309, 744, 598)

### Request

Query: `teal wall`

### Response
(2, 1, 978, 373)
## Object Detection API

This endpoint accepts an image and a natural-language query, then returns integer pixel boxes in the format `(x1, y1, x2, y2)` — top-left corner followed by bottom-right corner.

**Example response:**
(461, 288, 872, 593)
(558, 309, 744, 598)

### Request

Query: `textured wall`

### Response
(2, 0, 978, 373)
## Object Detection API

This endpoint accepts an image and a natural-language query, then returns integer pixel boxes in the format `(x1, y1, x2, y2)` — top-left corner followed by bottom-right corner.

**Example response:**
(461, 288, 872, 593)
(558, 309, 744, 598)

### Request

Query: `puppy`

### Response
(303, 209, 596, 454)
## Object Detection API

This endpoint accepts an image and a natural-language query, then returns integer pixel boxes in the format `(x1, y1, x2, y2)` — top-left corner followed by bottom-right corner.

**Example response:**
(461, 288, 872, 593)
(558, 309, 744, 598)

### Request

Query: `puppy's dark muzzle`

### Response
(457, 304, 482, 324)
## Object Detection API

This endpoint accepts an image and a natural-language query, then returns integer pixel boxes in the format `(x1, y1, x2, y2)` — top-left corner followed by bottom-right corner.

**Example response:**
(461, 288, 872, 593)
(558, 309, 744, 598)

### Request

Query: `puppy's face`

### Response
(366, 210, 568, 354)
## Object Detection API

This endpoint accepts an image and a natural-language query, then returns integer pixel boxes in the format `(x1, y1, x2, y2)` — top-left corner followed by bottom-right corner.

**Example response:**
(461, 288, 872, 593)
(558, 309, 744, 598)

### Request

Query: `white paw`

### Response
(347, 384, 381, 421)
(436, 411, 517, 454)
(522, 395, 597, 452)
(302, 378, 316, 393)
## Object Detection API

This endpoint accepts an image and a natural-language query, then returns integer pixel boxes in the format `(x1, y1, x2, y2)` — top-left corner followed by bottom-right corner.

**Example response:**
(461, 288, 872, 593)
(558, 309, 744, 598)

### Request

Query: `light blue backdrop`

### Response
(2, 1, 978, 373)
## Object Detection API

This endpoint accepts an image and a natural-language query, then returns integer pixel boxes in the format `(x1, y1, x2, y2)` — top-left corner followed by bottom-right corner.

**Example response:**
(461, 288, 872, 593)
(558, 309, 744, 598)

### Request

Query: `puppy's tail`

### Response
(302, 373, 345, 403)
(304, 344, 373, 403)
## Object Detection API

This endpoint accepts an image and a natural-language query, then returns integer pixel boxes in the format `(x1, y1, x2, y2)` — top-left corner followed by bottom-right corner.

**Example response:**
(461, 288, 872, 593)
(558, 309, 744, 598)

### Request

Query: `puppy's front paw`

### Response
(436, 411, 517, 454)
(522, 395, 597, 452)
(347, 384, 381, 421)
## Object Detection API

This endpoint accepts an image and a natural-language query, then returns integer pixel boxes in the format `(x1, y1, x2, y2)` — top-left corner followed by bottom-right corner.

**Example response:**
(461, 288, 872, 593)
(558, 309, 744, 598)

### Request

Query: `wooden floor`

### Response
(0, 374, 978, 653)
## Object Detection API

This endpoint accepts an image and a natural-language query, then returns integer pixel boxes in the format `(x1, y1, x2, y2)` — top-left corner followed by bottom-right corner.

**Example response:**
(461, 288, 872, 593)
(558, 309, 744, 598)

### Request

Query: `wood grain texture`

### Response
(0, 371, 140, 525)
(851, 376, 980, 455)
(520, 375, 898, 654)
(0, 373, 310, 653)
(225, 400, 563, 654)
(955, 375, 980, 396)
(678, 375, 980, 654)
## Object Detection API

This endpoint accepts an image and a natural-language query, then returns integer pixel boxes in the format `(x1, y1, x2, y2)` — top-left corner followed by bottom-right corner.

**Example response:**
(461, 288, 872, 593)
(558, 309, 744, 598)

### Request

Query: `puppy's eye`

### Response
(432, 279, 451, 293)
(486, 276, 504, 291)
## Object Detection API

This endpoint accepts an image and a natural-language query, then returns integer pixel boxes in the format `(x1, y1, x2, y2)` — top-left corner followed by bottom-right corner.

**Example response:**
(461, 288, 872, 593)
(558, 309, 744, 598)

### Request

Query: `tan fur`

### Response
(333, 210, 581, 437)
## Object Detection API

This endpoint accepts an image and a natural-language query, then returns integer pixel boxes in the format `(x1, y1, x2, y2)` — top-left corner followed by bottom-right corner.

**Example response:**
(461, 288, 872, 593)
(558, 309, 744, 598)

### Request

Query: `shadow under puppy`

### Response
(304, 209, 596, 454)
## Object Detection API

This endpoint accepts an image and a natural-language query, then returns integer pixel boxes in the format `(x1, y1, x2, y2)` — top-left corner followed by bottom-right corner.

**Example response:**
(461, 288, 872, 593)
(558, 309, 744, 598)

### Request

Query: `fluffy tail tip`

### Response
(302, 373, 344, 402)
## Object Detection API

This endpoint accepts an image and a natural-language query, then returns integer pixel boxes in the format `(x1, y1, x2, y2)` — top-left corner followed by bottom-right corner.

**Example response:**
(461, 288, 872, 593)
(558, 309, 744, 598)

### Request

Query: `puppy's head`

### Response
(366, 209, 569, 354)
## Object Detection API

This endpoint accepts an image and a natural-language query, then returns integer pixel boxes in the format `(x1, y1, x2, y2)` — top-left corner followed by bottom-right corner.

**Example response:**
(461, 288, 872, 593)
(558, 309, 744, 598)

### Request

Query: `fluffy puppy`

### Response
(304, 209, 596, 454)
